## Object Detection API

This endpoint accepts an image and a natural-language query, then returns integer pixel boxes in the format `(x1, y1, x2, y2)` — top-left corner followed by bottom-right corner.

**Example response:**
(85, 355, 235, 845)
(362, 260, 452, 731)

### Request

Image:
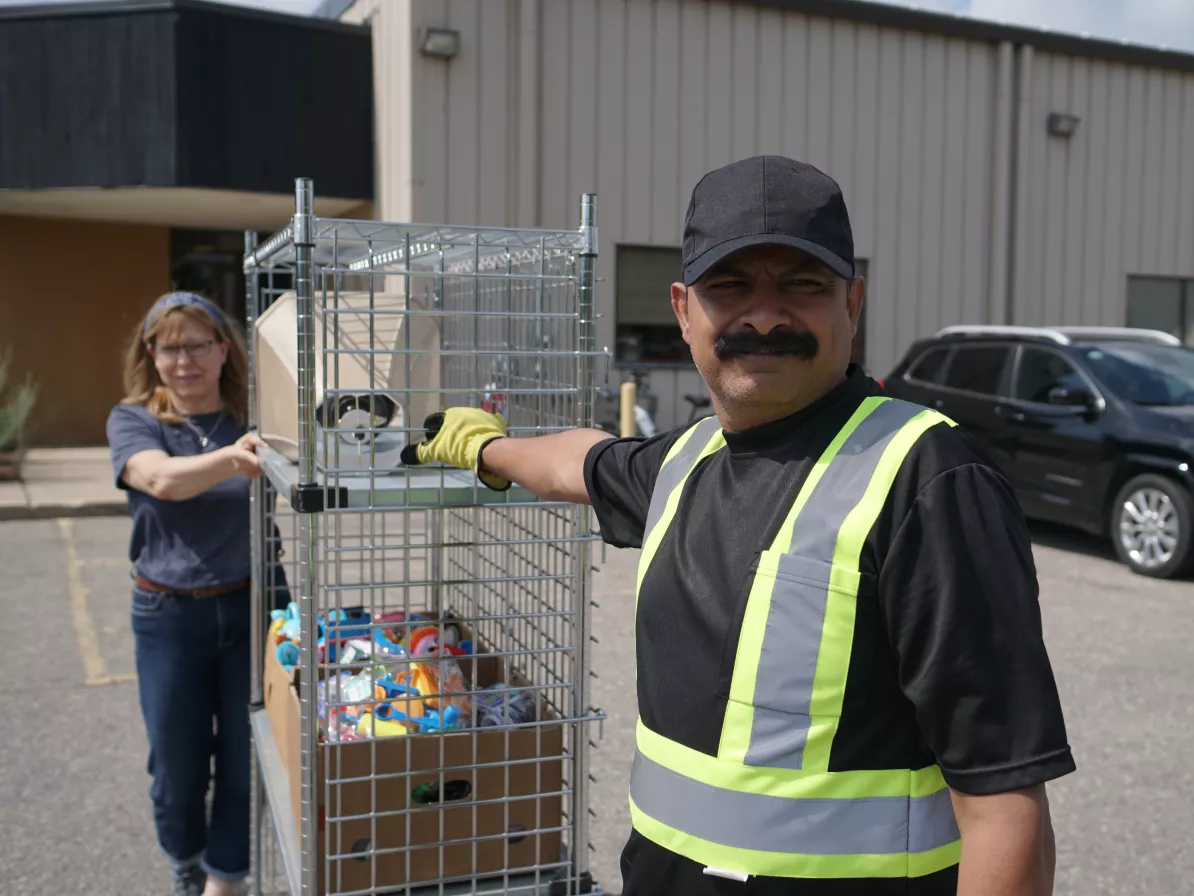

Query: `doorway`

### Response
(170, 229, 254, 326)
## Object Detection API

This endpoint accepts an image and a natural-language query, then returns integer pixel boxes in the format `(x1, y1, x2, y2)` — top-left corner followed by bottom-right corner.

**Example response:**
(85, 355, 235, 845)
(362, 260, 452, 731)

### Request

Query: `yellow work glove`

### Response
(399, 408, 511, 491)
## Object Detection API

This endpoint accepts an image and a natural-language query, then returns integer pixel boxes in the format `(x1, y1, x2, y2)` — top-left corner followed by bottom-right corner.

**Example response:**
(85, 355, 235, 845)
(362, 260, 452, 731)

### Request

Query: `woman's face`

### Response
(149, 314, 228, 408)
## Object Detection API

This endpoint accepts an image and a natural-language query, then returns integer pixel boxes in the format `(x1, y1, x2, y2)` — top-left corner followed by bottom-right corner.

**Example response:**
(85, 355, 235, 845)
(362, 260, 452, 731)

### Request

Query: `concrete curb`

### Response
(0, 501, 129, 522)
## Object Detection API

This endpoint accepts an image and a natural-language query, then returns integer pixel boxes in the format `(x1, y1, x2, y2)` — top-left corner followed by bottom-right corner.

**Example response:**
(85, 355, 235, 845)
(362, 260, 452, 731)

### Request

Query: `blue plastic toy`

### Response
(323, 606, 372, 642)
(276, 640, 299, 670)
(270, 602, 302, 644)
(372, 629, 407, 658)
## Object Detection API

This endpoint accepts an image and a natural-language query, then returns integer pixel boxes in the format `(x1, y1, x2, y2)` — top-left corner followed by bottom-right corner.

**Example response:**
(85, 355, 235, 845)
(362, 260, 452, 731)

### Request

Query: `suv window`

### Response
(942, 345, 1011, 396)
(907, 347, 949, 383)
(1015, 348, 1087, 404)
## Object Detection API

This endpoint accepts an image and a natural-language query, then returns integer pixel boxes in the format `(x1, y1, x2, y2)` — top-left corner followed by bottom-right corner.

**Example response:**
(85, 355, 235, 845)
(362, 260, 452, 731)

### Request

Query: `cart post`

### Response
(246, 227, 265, 709)
(245, 227, 266, 896)
(292, 176, 321, 896)
(570, 192, 599, 892)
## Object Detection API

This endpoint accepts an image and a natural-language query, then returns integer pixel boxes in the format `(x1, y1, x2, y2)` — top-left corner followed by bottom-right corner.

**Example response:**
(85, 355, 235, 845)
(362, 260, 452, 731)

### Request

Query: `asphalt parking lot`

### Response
(0, 513, 1190, 896)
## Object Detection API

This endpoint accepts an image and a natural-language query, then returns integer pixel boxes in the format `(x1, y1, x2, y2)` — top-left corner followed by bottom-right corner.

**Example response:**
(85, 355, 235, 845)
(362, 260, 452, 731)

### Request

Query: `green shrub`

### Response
(0, 348, 37, 452)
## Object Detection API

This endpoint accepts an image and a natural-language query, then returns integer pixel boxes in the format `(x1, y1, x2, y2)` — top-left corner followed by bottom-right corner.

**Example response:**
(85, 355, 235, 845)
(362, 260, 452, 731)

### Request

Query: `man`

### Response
(402, 156, 1076, 895)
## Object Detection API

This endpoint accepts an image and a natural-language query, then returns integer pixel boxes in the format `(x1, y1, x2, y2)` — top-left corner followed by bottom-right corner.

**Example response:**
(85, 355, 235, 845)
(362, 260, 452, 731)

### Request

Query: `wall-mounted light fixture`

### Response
(419, 26, 461, 59)
(1047, 112, 1081, 138)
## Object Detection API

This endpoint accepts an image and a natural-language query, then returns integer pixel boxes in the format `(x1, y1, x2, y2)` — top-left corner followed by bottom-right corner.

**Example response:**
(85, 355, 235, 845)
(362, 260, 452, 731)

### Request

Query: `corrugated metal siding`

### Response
(341, 0, 408, 219)
(380, 0, 1002, 428)
(1013, 51, 1194, 328)
(361, 0, 1194, 429)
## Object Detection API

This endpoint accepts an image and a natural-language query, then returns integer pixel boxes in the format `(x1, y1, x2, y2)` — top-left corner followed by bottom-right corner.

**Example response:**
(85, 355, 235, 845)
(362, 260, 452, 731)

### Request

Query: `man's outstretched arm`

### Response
(480, 428, 615, 503)
(401, 407, 613, 503)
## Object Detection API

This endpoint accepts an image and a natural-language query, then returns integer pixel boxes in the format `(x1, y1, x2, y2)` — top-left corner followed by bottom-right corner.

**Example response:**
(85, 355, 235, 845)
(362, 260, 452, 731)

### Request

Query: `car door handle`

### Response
(1009, 411, 1027, 423)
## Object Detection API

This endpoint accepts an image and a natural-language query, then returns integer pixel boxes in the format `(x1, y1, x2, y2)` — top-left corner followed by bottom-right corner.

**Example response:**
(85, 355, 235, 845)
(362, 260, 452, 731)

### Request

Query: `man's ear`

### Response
(671, 282, 692, 346)
(846, 277, 866, 336)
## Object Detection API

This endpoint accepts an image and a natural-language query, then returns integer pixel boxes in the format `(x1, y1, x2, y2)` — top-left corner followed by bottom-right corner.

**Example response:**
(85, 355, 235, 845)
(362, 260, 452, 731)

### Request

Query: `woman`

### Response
(107, 291, 267, 896)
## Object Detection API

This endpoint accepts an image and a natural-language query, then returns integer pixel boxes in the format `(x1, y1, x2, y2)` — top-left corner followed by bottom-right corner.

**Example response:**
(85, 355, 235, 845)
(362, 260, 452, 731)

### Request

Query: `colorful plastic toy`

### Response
(276, 640, 299, 670)
(324, 606, 372, 643)
(269, 602, 302, 644)
(355, 711, 409, 738)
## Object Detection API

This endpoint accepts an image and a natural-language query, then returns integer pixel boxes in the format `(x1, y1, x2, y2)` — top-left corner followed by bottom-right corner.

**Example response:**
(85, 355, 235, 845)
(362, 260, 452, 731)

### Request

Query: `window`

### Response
(943, 345, 1011, 396)
(1078, 343, 1194, 407)
(1127, 276, 1194, 346)
(907, 346, 949, 383)
(1014, 348, 1086, 404)
(615, 245, 688, 364)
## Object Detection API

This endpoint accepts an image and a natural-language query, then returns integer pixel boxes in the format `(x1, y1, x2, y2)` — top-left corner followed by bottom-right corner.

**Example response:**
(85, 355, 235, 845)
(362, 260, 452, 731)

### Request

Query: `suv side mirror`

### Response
(1047, 385, 1095, 408)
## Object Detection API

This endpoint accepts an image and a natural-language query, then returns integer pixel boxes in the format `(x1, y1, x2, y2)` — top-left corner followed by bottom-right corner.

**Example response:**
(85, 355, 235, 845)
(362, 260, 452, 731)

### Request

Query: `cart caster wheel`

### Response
(548, 868, 594, 895)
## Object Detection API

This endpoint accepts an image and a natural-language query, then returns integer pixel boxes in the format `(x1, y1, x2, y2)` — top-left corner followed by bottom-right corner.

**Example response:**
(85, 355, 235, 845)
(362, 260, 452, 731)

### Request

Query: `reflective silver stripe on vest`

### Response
(631, 749, 960, 856)
(641, 415, 723, 542)
(745, 398, 928, 770)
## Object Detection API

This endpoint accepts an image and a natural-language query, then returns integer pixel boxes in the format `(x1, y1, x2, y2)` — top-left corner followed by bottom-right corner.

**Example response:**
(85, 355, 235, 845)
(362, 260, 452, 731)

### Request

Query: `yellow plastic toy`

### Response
(355, 711, 408, 738)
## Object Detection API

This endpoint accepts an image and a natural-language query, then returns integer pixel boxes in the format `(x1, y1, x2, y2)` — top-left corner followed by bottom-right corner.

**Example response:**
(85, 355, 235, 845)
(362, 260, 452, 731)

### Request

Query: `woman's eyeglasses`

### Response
(153, 340, 215, 360)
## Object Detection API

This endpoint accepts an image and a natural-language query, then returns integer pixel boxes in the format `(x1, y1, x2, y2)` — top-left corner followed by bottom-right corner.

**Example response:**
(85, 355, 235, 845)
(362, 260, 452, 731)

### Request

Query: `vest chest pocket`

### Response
(717, 548, 875, 771)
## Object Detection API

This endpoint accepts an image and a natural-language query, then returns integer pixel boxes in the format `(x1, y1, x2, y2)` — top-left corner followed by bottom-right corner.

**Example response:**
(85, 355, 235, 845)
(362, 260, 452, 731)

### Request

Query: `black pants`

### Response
(619, 830, 960, 896)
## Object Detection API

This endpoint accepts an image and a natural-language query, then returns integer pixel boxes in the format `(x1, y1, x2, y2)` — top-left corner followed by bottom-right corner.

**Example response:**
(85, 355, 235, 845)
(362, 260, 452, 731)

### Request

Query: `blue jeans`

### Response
(132, 584, 252, 883)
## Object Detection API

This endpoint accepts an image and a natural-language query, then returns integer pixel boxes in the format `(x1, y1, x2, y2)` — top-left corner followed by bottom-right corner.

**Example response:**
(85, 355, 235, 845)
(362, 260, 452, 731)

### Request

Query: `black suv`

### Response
(882, 325, 1194, 579)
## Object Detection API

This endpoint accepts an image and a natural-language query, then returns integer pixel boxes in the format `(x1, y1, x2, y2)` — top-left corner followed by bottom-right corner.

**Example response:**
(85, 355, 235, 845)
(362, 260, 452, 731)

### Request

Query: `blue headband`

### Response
(143, 292, 230, 338)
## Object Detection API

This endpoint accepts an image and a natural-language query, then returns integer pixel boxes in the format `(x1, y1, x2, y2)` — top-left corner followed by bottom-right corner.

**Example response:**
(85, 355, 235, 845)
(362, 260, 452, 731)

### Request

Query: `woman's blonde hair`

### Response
(121, 292, 250, 426)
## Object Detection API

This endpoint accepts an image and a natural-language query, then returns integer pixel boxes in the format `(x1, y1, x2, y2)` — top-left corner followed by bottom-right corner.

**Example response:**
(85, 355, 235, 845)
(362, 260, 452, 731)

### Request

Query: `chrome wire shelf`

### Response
(247, 217, 591, 276)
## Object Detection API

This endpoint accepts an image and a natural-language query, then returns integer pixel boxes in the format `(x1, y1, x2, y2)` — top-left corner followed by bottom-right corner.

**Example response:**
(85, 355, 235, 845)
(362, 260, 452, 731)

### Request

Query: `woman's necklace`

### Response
(185, 409, 226, 450)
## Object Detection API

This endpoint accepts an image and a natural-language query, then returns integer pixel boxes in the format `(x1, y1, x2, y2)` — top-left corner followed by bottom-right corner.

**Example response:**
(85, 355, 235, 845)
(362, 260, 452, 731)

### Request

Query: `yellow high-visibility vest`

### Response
(629, 395, 963, 881)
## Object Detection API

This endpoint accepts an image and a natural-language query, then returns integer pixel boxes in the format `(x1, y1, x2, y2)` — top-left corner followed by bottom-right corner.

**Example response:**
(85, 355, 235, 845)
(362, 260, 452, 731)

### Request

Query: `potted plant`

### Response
(0, 348, 37, 481)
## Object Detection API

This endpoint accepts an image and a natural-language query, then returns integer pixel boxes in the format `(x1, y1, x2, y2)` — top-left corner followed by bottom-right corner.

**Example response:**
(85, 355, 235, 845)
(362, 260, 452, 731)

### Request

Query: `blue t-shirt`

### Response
(106, 403, 251, 591)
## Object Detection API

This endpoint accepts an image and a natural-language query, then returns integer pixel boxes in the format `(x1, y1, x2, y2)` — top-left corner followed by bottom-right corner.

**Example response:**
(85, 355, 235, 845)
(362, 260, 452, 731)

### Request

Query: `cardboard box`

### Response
(262, 619, 565, 893)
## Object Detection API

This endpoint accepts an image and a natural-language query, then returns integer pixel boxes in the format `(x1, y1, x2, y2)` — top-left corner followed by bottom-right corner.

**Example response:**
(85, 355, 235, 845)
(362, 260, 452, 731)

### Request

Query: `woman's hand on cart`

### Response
(228, 432, 267, 479)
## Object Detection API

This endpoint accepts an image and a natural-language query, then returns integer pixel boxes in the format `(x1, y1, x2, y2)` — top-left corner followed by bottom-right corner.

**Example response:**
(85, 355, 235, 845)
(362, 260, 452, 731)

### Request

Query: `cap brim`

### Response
(683, 234, 854, 285)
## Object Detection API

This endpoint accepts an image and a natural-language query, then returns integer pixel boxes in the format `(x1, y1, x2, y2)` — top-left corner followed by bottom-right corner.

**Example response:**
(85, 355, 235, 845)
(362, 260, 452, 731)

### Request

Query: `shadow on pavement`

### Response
(1025, 519, 1116, 561)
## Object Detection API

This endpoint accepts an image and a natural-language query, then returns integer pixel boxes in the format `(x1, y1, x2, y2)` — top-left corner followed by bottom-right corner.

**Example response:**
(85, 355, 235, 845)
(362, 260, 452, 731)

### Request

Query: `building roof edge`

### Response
(748, 0, 1194, 73)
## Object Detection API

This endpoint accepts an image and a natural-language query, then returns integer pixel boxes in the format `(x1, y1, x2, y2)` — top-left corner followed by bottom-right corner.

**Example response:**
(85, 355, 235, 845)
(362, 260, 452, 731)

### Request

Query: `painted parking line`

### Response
(83, 557, 134, 568)
(57, 518, 137, 687)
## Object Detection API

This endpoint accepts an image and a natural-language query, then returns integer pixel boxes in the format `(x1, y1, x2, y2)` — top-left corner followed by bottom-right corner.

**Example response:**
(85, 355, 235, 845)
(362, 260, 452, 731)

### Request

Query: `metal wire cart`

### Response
(244, 178, 607, 896)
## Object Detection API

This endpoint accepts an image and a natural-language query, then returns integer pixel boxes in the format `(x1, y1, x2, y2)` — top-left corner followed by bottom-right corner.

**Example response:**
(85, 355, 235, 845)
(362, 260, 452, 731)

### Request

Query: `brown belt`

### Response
(133, 574, 251, 598)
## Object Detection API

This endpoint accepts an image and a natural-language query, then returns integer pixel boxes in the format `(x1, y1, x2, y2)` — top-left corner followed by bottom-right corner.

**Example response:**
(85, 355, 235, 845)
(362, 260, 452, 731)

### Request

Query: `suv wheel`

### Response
(1110, 473, 1193, 578)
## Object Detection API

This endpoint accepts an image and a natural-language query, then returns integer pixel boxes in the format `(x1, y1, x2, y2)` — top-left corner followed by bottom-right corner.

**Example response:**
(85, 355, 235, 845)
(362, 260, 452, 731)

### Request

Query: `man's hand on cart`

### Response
(400, 407, 512, 491)
(400, 407, 616, 504)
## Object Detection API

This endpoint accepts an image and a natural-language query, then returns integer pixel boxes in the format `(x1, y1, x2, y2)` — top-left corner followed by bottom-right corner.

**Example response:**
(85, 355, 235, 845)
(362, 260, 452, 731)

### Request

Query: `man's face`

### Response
(671, 245, 864, 426)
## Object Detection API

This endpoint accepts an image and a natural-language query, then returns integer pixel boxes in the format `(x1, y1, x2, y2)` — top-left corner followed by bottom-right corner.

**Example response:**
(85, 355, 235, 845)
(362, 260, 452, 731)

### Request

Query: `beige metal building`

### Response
(333, 0, 1194, 430)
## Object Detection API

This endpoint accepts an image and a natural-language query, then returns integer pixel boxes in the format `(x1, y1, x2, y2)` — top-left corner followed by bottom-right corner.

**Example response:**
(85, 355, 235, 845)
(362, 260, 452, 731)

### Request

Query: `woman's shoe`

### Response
(171, 865, 206, 896)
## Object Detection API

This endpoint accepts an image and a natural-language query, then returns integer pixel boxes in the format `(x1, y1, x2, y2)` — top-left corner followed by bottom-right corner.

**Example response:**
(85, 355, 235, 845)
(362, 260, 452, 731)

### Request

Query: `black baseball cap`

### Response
(681, 155, 856, 286)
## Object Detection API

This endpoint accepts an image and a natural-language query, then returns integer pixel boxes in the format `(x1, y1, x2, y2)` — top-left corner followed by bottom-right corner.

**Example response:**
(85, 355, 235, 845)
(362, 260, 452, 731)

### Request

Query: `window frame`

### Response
(613, 243, 691, 368)
(934, 341, 1017, 400)
(903, 345, 952, 385)
(1007, 344, 1105, 409)
(1125, 274, 1194, 345)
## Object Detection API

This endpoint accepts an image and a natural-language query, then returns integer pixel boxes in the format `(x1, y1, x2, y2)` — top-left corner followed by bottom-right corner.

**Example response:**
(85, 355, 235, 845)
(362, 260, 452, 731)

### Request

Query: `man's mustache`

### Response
(714, 329, 819, 360)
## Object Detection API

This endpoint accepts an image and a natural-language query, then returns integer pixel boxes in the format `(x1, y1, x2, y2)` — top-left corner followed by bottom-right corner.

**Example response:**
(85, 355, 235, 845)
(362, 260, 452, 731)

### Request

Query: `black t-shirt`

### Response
(584, 367, 1076, 896)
